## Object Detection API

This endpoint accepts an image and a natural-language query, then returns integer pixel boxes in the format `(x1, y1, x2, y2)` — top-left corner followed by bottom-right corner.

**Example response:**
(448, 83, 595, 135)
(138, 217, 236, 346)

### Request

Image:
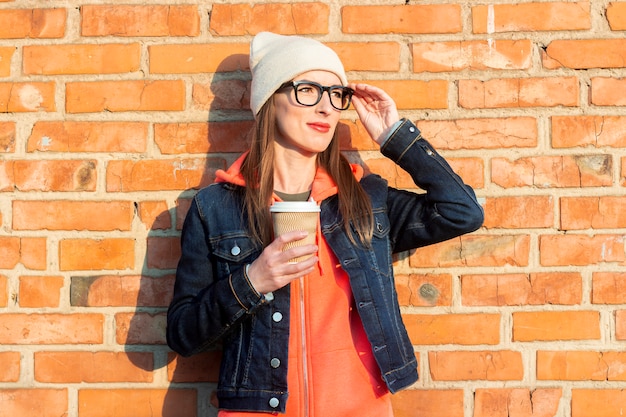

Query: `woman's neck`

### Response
(273, 147, 317, 194)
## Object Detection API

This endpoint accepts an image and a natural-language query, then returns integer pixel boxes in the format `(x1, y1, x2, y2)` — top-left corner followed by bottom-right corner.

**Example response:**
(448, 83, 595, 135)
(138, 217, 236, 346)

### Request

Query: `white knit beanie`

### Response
(249, 32, 348, 117)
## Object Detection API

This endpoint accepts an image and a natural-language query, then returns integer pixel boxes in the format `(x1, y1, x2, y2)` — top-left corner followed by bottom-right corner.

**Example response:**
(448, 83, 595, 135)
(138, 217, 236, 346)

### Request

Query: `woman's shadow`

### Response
(123, 54, 371, 417)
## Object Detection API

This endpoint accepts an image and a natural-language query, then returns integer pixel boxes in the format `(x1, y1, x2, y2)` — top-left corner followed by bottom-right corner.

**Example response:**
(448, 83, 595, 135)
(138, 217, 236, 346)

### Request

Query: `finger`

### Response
(280, 243, 318, 262)
(272, 230, 309, 248)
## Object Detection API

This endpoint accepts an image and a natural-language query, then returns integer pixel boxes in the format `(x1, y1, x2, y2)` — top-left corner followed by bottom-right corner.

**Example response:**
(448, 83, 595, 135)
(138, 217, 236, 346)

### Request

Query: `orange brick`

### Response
(0, 160, 97, 192)
(210, 3, 329, 36)
(65, 80, 185, 113)
(607, 2, 626, 30)
(491, 155, 612, 188)
(0, 351, 19, 381)
(0, 389, 67, 417)
(138, 201, 171, 230)
(23, 44, 140, 75)
(360, 80, 448, 110)
(412, 40, 532, 72)
(622, 157, 626, 186)
(572, 389, 626, 417)
(147, 237, 181, 270)
(342, 5, 461, 34)
(149, 43, 250, 74)
(338, 119, 385, 152)
(0, 237, 46, 270)
(395, 274, 452, 307)
(168, 351, 221, 382)
(0, 82, 55, 112)
(410, 235, 530, 268)
(70, 275, 174, 307)
(116, 312, 167, 345)
(592, 272, 626, 304)
(462, 272, 582, 306)
(0, 314, 103, 344)
(78, 389, 196, 417)
(29, 121, 148, 153)
(0, 121, 15, 152)
(0, 238, 21, 269)
(538, 350, 626, 381)
(539, 234, 624, 266)
(0, 274, 7, 307)
(617, 311, 626, 340)
(365, 155, 483, 189)
(0, 9, 66, 38)
(175, 198, 193, 230)
(193, 79, 250, 111)
(449, 158, 485, 189)
(59, 238, 135, 271)
(154, 122, 253, 154)
(473, 2, 590, 33)
(13, 200, 133, 231)
(561, 196, 626, 230)
(474, 388, 562, 417)
(330, 42, 400, 72)
(0, 46, 14, 76)
(544, 39, 626, 69)
(418, 117, 537, 150)
(18, 237, 47, 270)
(430, 350, 523, 381)
(391, 389, 464, 417)
(459, 77, 578, 109)
(19, 276, 63, 308)
(591, 77, 626, 106)
(35, 351, 153, 383)
(483, 196, 554, 228)
(552, 115, 626, 148)
(404, 313, 500, 345)
(106, 158, 224, 192)
(82, 5, 199, 36)
(513, 311, 600, 341)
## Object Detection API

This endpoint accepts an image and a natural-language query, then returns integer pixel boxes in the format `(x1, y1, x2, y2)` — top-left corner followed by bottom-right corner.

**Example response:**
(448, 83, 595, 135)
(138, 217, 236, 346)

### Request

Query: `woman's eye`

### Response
(330, 90, 343, 98)
(297, 86, 315, 94)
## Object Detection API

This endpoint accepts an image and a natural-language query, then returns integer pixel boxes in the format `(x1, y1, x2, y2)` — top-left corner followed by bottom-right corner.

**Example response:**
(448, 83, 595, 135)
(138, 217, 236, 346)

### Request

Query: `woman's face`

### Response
(273, 70, 343, 157)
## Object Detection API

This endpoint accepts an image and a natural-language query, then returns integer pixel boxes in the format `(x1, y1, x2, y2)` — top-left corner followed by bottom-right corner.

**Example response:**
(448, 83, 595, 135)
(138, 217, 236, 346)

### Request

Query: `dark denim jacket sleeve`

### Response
(380, 118, 484, 253)
(166, 191, 268, 356)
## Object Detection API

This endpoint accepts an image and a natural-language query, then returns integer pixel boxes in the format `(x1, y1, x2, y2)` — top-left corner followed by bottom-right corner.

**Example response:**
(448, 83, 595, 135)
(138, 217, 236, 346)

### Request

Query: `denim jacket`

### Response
(167, 119, 484, 413)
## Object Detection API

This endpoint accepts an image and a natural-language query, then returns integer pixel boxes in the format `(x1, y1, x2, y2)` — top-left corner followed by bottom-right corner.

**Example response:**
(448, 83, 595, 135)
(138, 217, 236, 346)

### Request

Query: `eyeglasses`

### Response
(279, 81, 354, 111)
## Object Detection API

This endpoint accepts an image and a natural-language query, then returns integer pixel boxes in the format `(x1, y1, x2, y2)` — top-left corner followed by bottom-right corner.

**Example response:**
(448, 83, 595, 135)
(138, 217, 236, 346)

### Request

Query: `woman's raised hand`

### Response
(246, 230, 318, 295)
(349, 83, 400, 146)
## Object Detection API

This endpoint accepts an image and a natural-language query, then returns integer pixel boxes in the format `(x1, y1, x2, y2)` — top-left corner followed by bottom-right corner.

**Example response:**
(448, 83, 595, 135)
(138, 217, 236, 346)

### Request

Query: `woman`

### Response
(167, 32, 484, 416)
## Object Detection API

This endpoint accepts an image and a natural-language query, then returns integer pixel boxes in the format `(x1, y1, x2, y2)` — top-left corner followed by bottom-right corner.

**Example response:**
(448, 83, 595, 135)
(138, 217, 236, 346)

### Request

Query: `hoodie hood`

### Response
(214, 152, 364, 203)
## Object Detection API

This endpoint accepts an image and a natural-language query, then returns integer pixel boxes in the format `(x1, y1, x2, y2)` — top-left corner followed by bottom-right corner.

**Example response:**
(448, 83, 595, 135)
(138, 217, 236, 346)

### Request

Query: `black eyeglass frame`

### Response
(278, 81, 354, 111)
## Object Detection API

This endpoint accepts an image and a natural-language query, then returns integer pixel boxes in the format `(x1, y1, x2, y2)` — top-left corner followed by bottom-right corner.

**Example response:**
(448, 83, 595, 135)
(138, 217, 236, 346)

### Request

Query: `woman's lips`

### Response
(307, 122, 331, 133)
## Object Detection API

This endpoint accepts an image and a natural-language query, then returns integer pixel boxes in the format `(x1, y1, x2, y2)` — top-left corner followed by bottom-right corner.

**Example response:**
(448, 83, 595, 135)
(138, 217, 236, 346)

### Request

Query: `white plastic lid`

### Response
(269, 201, 320, 212)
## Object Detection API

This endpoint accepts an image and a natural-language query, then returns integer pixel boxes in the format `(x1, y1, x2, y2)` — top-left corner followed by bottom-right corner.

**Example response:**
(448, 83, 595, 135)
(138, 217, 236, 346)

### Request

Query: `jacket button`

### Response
(231, 244, 241, 256)
(270, 358, 281, 368)
(272, 312, 283, 322)
(409, 126, 416, 133)
(269, 397, 280, 408)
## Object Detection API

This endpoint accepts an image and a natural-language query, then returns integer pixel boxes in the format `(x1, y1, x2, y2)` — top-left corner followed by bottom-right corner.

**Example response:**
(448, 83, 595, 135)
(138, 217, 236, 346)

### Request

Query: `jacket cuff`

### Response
(228, 266, 268, 313)
(379, 118, 422, 161)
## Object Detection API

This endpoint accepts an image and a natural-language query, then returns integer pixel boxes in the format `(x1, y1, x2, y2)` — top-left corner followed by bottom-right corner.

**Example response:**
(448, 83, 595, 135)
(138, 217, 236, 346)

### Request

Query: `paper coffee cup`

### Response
(269, 201, 320, 263)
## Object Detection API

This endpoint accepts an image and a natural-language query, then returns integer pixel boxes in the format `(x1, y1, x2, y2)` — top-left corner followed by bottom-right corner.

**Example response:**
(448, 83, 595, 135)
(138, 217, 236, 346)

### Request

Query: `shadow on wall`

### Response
(120, 53, 368, 417)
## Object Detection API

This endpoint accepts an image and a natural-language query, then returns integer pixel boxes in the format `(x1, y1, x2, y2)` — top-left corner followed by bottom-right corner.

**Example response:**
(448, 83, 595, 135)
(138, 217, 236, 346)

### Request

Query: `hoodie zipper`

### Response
(298, 275, 310, 417)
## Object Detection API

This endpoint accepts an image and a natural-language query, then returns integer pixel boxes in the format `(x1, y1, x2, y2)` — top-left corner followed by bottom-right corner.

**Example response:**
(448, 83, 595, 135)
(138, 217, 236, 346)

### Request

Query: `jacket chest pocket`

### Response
(371, 211, 393, 277)
(372, 210, 390, 239)
(210, 232, 259, 277)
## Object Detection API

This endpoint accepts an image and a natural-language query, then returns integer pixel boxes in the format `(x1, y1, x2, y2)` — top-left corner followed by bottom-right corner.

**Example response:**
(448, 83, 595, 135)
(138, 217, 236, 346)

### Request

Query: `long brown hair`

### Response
(240, 96, 374, 247)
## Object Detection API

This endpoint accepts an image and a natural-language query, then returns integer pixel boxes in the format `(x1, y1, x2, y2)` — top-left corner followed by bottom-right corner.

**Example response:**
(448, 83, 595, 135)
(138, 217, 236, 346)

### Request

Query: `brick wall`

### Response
(1, 1, 625, 416)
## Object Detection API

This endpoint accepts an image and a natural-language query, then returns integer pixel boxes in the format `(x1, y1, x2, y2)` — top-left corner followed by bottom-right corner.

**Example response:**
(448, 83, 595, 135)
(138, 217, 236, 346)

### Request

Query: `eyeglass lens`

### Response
(292, 82, 352, 110)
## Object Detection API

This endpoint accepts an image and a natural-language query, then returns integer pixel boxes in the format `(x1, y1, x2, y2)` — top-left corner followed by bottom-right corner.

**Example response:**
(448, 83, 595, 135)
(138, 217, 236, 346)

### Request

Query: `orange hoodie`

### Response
(216, 154, 393, 417)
